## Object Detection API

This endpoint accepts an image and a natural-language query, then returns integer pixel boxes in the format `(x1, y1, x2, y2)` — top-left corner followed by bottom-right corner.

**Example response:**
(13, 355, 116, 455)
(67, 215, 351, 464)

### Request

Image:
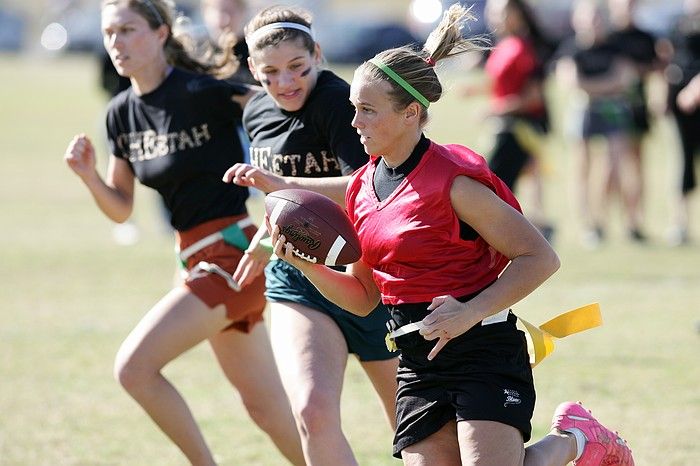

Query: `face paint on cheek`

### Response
(299, 67, 311, 77)
(261, 77, 271, 85)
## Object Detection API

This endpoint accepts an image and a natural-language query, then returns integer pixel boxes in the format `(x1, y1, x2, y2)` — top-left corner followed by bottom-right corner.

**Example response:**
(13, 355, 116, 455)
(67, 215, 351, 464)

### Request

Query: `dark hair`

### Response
(504, 0, 555, 64)
(356, 4, 486, 126)
(101, 0, 239, 78)
(244, 6, 315, 55)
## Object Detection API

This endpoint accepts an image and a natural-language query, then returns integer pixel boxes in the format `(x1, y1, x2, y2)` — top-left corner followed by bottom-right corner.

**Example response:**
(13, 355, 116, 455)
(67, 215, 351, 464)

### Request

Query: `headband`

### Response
(369, 58, 430, 108)
(142, 0, 164, 26)
(247, 22, 314, 46)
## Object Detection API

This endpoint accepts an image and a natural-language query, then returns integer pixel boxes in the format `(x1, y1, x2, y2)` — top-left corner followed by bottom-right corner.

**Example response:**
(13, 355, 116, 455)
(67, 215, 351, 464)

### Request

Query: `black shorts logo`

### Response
(503, 388, 521, 407)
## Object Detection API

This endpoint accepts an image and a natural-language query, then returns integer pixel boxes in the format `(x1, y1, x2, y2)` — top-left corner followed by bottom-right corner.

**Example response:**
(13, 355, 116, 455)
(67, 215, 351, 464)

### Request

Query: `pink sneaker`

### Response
(552, 401, 634, 466)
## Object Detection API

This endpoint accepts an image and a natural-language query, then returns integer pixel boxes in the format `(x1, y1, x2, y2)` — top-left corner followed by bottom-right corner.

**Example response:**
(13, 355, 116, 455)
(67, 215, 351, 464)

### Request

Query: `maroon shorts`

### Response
(176, 214, 266, 333)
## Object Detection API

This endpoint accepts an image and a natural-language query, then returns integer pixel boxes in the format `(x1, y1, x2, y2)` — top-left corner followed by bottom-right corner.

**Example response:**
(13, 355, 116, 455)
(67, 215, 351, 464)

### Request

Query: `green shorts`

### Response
(265, 260, 396, 362)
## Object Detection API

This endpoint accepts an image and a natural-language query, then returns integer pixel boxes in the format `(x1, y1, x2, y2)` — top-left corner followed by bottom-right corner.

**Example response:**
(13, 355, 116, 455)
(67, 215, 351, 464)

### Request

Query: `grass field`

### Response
(0, 53, 698, 465)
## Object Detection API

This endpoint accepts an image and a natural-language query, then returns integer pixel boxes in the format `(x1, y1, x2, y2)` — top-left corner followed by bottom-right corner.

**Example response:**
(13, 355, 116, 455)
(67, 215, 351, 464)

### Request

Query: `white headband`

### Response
(247, 22, 314, 46)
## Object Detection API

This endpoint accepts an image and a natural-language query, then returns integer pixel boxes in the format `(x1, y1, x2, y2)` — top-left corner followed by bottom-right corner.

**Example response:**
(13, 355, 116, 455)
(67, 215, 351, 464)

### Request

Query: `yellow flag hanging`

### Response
(518, 303, 602, 367)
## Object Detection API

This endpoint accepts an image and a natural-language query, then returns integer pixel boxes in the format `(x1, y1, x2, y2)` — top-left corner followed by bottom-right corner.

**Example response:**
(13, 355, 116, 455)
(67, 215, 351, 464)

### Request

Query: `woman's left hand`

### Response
(419, 295, 483, 360)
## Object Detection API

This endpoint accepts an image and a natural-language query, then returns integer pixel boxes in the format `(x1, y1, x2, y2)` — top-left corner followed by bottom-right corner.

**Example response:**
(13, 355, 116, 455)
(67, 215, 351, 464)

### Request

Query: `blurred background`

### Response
(0, 0, 687, 59)
(1, 0, 699, 465)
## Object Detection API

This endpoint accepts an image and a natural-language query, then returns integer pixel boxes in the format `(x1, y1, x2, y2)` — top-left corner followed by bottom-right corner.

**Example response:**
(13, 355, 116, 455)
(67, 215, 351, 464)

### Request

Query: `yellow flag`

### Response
(518, 303, 602, 367)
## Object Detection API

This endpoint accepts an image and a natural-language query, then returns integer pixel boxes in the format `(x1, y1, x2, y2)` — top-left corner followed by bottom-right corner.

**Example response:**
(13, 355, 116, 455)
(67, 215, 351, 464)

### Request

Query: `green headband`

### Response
(369, 58, 430, 108)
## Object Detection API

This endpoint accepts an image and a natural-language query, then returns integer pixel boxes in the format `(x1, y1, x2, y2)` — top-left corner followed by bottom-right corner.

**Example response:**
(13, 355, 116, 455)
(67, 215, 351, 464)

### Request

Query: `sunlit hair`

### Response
(356, 4, 487, 126)
(101, 0, 239, 78)
(244, 5, 315, 55)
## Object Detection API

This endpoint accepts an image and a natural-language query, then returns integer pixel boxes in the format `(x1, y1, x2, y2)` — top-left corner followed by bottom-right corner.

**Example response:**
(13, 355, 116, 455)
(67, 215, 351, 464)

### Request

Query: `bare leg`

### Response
(457, 420, 525, 466)
(523, 430, 577, 466)
(402, 420, 460, 466)
(574, 139, 603, 246)
(624, 138, 645, 233)
(359, 358, 399, 430)
(269, 302, 357, 466)
(209, 323, 305, 465)
(113, 287, 231, 466)
(609, 134, 644, 236)
(457, 420, 576, 466)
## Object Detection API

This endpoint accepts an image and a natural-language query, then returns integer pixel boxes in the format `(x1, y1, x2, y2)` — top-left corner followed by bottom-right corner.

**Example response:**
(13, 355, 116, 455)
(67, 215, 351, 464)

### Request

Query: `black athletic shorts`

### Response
(388, 294, 535, 458)
(488, 115, 548, 190)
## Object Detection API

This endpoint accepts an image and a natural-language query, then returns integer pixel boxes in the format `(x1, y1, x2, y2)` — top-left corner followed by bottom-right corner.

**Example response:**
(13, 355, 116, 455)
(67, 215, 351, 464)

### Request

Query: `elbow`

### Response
(348, 295, 381, 317)
(110, 206, 133, 224)
(354, 304, 375, 317)
(545, 249, 561, 277)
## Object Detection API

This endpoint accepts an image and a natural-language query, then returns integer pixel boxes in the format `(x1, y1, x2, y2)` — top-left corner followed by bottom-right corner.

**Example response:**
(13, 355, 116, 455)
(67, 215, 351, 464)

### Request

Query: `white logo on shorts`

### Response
(503, 389, 521, 407)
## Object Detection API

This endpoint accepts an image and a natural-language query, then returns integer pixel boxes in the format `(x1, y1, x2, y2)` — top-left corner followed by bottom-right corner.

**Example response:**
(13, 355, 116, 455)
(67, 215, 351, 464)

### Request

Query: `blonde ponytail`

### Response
(357, 3, 487, 125)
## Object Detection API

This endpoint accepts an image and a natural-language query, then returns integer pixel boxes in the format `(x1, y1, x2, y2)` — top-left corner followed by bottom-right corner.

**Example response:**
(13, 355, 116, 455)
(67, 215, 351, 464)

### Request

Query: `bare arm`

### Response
(453, 176, 559, 318)
(491, 79, 545, 116)
(419, 175, 560, 359)
(64, 134, 135, 223)
(575, 59, 638, 97)
(223, 163, 350, 206)
(677, 73, 700, 113)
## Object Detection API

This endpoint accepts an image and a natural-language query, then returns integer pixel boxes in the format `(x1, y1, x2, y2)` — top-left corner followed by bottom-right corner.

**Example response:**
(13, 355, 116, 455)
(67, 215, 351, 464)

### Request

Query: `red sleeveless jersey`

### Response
(345, 142, 522, 305)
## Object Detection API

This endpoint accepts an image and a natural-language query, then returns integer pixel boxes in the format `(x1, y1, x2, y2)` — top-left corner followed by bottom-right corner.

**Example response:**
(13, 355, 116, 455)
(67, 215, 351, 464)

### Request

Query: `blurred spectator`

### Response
(0, 7, 25, 51)
(554, 0, 639, 248)
(200, 0, 257, 85)
(661, 0, 700, 245)
(465, 0, 556, 242)
(606, 0, 664, 242)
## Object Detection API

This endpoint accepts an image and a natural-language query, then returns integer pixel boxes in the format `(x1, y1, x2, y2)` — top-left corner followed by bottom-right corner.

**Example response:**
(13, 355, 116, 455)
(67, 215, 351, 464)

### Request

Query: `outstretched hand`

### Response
(419, 295, 482, 360)
(222, 163, 285, 193)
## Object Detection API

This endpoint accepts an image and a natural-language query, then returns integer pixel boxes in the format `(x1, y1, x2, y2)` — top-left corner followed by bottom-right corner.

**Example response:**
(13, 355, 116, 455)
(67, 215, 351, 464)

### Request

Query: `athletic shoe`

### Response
(552, 401, 634, 466)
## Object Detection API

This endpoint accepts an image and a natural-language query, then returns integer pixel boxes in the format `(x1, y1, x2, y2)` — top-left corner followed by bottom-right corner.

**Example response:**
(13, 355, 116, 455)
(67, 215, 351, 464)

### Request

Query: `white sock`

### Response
(564, 428, 587, 461)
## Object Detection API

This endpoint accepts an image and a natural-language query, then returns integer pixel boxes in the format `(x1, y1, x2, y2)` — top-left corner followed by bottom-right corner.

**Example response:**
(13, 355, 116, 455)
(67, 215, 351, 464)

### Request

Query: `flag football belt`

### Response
(385, 303, 602, 368)
(187, 260, 242, 292)
(176, 217, 254, 268)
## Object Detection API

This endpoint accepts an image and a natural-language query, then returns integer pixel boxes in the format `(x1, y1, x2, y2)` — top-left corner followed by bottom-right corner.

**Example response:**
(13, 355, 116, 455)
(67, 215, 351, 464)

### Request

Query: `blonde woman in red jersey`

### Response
(268, 5, 634, 466)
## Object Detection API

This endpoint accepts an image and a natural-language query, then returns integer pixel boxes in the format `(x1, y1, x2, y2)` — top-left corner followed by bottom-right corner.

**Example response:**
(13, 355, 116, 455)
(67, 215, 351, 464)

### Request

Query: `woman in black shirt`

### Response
(224, 6, 399, 465)
(63, 1, 303, 464)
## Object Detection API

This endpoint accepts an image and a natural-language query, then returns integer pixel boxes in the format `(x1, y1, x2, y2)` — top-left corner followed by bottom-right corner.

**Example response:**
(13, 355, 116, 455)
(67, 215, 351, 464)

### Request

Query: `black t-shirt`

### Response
(669, 15, 700, 88)
(243, 70, 367, 179)
(608, 26, 657, 66)
(106, 67, 249, 231)
(607, 26, 657, 102)
(555, 37, 622, 78)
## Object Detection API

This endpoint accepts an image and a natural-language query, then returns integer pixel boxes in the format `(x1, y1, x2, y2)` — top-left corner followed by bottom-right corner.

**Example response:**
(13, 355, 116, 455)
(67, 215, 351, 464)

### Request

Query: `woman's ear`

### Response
(313, 42, 323, 64)
(247, 56, 258, 81)
(404, 101, 421, 123)
(156, 24, 170, 46)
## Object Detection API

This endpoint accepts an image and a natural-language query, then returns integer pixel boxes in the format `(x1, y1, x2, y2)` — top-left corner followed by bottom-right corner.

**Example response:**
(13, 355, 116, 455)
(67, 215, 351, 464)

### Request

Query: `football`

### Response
(265, 189, 361, 266)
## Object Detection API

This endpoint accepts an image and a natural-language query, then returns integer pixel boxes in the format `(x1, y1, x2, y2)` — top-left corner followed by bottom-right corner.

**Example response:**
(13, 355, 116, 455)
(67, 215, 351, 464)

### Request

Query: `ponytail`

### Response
(357, 4, 487, 125)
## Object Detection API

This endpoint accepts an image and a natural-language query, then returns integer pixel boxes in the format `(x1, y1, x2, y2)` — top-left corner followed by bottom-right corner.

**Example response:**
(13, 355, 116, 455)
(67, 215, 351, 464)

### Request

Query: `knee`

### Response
(239, 395, 279, 432)
(294, 392, 337, 437)
(113, 345, 155, 393)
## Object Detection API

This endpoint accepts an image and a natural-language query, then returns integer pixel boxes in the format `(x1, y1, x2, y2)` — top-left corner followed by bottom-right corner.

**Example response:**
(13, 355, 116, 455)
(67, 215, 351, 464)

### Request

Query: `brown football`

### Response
(265, 189, 361, 266)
